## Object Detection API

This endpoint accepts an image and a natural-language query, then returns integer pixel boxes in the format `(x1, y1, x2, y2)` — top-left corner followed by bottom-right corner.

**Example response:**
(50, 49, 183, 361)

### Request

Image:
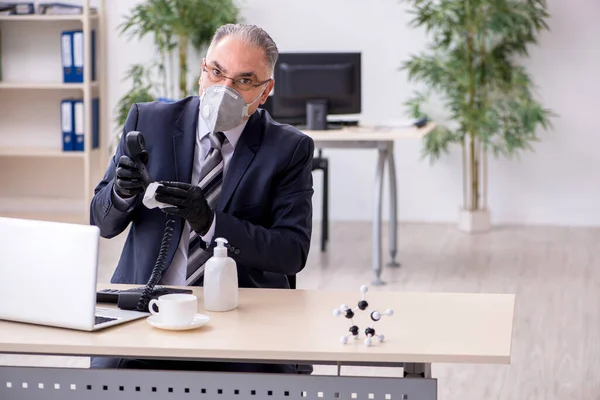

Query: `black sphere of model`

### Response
(365, 327, 376, 337)
(358, 300, 369, 310)
(344, 309, 355, 319)
(349, 325, 359, 335)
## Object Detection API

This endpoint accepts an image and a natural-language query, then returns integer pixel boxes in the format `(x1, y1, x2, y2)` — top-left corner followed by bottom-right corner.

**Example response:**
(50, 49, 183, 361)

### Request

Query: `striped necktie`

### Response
(186, 131, 226, 285)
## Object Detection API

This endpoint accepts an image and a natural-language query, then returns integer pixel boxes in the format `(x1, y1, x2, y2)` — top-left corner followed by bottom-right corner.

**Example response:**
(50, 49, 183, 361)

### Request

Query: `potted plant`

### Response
(113, 0, 239, 140)
(401, 0, 555, 232)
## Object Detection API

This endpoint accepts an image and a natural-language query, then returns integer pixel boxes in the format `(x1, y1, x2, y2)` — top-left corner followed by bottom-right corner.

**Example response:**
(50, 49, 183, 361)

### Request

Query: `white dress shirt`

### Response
(112, 113, 246, 286)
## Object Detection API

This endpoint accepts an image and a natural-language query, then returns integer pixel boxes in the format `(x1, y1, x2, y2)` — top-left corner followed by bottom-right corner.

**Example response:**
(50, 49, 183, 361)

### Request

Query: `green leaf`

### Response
(399, 0, 555, 164)
(114, 64, 157, 131)
(404, 91, 429, 119)
(421, 125, 460, 163)
(117, 0, 240, 101)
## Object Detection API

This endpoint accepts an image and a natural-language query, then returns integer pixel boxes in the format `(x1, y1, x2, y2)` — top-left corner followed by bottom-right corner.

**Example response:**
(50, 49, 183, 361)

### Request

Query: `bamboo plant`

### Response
(115, 0, 239, 131)
(401, 0, 555, 214)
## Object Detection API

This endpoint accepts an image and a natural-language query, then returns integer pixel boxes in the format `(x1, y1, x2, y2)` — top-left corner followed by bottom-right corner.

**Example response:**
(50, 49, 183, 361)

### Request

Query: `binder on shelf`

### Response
(39, 2, 97, 15)
(60, 31, 74, 83)
(92, 98, 99, 149)
(73, 99, 83, 150)
(61, 29, 95, 83)
(72, 98, 99, 152)
(72, 29, 96, 83)
(0, 2, 35, 15)
(60, 99, 74, 151)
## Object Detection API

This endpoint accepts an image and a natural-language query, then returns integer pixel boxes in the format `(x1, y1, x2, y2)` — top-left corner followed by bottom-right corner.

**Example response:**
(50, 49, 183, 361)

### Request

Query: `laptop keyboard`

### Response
(95, 315, 118, 325)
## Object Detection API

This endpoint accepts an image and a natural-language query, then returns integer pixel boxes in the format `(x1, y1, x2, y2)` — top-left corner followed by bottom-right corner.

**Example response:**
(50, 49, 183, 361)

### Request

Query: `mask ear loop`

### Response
(199, 75, 206, 98)
(199, 60, 211, 98)
(242, 86, 268, 119)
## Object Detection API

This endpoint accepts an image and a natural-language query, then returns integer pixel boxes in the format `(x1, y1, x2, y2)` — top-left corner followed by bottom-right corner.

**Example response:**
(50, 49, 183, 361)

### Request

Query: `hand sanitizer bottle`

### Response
(203, 237, 238, 312)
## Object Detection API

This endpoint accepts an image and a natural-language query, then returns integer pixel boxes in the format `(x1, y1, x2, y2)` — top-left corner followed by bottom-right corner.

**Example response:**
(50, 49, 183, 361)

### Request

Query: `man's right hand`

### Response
(114, 155, 145, 199)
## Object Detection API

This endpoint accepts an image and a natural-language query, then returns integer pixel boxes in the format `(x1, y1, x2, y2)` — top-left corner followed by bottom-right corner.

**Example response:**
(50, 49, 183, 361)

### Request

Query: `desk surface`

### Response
(303, 122, 436, 142)
(0, 285, 514, 365)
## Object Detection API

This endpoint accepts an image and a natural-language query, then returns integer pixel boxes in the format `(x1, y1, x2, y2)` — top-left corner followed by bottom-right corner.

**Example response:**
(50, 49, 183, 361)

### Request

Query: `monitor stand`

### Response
(306, 99, 328, 130)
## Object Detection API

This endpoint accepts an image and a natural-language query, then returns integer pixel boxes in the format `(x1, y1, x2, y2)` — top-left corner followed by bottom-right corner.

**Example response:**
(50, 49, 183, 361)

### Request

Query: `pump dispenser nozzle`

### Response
(214, 238, 228, 257)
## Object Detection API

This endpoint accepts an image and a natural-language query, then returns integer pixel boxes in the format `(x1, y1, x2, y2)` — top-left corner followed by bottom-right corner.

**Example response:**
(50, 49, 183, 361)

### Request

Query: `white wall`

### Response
(104, 0, 600, 226)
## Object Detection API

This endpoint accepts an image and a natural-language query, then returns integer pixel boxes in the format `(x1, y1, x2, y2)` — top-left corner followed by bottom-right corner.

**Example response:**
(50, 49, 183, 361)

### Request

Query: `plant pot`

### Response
(458, 208, 491, 233)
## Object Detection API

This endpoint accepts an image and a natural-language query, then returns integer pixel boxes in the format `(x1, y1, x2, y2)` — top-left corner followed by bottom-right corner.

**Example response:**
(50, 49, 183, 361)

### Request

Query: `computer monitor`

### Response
(270, 52, 361, 130)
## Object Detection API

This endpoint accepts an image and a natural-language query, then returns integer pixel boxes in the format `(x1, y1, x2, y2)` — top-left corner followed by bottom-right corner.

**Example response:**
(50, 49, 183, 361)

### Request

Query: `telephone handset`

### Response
(125, 131, 151, 183)
(103, 131, 191, 312)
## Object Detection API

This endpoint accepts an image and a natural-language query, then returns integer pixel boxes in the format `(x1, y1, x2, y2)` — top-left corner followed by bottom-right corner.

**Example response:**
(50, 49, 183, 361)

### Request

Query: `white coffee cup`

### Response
(148, 294, 198, 326)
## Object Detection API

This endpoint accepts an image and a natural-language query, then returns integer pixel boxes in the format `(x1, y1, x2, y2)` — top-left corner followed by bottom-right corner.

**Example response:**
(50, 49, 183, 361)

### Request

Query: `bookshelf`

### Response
(0, 0, 106, 224)
(0, 147, 95, 157)
(0, 82, 98, 89)
(0, 14, 98, 22)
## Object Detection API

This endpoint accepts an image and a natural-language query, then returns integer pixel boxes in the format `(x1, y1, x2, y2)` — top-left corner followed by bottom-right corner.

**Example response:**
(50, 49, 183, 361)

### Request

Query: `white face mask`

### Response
(199, 81, 265, 133)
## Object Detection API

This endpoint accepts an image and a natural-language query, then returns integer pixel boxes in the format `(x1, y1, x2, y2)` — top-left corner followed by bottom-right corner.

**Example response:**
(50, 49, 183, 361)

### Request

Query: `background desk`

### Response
(303, 123, 436, 285)
(0, 285, 514, 400)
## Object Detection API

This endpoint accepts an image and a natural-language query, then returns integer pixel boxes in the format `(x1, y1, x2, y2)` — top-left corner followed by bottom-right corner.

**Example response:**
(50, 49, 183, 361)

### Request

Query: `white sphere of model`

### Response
(371, 311, 381, 321)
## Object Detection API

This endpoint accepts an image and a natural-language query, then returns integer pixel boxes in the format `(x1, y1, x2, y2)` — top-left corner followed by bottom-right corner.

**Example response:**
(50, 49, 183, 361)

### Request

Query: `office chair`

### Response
(260, 99, 329, 252)
(287, 275, 296, 290)
(312, 149, 329, 252)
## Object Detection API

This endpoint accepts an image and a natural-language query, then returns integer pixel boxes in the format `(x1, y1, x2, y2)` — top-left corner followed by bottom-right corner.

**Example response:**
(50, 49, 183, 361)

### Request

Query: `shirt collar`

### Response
(198, 114, 247, 149)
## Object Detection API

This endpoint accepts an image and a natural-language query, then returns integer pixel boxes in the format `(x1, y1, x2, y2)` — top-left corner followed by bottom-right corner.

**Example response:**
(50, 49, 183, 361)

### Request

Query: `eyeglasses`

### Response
(202, 65, 271, 92)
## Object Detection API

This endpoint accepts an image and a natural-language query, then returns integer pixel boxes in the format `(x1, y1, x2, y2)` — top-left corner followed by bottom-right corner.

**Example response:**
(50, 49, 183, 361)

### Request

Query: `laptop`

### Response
(0, 216, 148, 331)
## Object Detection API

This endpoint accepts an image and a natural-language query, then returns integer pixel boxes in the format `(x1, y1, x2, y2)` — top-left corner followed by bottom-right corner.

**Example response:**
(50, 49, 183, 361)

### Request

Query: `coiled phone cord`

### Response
(135, 215, 176, 312)
(125, 130, 178, 313)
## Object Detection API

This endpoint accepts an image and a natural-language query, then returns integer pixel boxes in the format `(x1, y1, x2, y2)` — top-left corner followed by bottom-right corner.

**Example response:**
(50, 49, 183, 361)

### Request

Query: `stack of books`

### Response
(0, 2, 97, 15)
(0, 2, 35, 15)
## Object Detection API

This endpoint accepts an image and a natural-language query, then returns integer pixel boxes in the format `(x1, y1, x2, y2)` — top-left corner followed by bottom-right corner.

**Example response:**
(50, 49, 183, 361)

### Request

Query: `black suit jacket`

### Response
(90, 96, 314, 289)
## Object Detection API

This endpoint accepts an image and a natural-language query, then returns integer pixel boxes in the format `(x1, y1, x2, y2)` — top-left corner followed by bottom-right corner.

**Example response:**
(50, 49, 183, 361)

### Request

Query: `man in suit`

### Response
(90, 24, 314, 373)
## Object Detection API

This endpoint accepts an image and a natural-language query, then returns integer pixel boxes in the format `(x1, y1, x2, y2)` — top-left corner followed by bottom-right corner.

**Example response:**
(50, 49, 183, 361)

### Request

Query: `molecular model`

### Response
(333, 285, 393, 347)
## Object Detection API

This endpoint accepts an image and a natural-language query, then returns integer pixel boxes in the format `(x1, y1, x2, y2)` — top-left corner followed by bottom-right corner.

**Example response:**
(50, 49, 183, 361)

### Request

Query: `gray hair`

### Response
(208, 24, 279, 75)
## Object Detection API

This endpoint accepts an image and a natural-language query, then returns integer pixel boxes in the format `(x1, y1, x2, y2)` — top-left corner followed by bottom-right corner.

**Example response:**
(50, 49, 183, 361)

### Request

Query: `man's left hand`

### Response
(154, 181, 213, 235)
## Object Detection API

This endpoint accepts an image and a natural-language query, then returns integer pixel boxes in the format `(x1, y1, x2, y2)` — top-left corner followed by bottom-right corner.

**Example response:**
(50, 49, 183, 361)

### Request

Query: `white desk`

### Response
(303, 123, 436, 285)
(0, 284, 514, 400)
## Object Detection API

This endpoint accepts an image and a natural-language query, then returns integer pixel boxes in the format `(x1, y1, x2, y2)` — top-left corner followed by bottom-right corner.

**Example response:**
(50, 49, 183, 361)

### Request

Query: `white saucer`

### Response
(147, 314, 210, 331)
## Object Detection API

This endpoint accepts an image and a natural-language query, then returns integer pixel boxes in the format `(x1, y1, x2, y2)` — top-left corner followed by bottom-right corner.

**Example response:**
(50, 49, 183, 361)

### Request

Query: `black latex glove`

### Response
(114, 155, 145, 199)
(155, 181, 214, 235)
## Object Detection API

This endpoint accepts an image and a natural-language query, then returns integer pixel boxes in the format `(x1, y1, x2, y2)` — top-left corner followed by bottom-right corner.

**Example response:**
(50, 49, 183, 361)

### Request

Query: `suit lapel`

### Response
(217, 112, 263, 212)
(172, 97, 200, 183)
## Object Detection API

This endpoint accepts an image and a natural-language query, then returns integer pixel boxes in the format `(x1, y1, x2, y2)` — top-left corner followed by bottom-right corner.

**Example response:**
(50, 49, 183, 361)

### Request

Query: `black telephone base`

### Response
(96, 286, 193, 311)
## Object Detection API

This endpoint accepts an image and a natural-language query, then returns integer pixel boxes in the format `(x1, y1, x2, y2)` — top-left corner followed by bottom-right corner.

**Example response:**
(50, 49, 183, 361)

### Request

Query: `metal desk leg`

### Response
(372, 148, 387, 286)
(387, 144, 400, 267)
